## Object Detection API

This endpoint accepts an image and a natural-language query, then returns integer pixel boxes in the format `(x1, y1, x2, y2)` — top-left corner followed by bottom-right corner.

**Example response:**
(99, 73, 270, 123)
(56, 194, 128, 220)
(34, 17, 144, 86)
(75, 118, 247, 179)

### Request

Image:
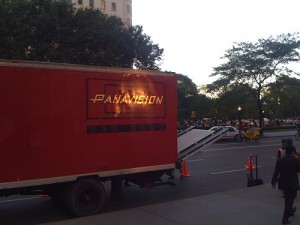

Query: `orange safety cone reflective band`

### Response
(181, 159, 190, 177)
(246, 154, 254, 170)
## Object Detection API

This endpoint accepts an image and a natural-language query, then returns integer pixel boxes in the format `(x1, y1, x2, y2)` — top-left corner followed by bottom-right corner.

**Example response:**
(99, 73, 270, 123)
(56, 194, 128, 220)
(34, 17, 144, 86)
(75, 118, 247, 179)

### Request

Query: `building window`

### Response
(78, 0, 83, 5)
(101, 0, 106, 10)
(127, 4, 131, 14)
(111, 2, 116, 12)
(89, 0, 94, 7)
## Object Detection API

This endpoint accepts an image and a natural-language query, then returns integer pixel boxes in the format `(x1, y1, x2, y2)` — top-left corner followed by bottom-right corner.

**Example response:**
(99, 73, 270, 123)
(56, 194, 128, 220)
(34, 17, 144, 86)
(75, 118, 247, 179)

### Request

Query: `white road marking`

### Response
(210, 168, 246, 175)
(201, 143, 279, 152)
(187, 159, 204, 162)
(211, 165, 261, 175)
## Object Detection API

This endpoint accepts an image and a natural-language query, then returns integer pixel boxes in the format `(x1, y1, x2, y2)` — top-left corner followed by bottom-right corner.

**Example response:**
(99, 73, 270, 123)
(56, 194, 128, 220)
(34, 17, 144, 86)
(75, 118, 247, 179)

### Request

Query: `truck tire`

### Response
(64, 178, 106, 217)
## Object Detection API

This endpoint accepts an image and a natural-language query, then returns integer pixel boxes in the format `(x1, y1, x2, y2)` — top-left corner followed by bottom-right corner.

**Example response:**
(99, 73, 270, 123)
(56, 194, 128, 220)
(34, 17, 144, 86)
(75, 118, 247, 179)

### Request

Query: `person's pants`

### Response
(283, 189, 297, 220)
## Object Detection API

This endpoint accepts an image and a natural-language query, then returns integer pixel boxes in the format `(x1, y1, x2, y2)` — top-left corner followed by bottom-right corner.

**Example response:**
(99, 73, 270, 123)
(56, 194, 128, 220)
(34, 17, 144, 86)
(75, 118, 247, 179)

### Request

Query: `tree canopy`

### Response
(208, 33, 300, 128)
(263, 75, 300, 119)
(176, 74, 198, 120)
(176, 74, 213, 121)
(0, 0, 164, 70)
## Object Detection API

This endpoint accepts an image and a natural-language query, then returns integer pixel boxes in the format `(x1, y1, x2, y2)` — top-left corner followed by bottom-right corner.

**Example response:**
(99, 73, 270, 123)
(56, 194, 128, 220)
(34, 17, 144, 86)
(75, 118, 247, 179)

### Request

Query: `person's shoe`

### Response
(282, 218, 291, 224)
(291, 207, 296, 216)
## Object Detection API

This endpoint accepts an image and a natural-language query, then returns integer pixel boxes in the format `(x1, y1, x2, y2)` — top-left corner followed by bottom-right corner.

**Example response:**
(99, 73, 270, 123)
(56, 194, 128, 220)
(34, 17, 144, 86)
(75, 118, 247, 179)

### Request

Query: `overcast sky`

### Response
(132, 0, 300, 85)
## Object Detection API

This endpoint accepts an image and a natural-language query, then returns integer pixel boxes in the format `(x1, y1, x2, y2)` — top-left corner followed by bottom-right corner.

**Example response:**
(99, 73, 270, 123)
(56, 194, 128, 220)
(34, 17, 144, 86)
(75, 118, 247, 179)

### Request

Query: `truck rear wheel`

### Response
(65, 178, 106, 217)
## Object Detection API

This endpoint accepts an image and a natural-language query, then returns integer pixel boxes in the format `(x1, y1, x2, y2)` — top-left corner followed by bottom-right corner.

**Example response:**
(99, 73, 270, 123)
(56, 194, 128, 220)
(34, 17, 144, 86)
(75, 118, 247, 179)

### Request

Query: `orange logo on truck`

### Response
(87, 78, 166, 119)
(90, 94, 164, 105)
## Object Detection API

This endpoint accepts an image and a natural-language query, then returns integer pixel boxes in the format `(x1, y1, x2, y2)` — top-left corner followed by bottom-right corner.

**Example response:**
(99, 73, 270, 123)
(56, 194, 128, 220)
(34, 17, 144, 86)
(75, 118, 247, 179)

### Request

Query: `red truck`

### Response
(0, 60, 227, 217)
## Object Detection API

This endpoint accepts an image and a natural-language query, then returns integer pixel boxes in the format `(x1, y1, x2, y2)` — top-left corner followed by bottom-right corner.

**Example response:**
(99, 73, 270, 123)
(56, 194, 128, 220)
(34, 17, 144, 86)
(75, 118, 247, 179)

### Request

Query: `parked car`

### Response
(209, 126, 241, 142)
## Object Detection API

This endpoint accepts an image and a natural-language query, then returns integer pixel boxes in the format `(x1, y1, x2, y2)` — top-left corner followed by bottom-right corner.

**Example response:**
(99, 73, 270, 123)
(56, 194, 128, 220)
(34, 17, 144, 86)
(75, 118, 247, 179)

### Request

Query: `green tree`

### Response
(129, 25, 164, 70)
(0, 0, 31, 59)
(176, 74, 198, 121)
(208, 33, 300, 129)
(264, 76, 300, 119)
(193, 93, 213, 120)
(0, 0, 163, 69)
(208, 85, 257, 120)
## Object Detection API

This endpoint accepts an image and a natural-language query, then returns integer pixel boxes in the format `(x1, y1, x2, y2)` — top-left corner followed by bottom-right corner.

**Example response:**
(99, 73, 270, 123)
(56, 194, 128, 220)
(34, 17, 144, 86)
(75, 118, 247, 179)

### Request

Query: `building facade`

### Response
(71, 0, 132, 27)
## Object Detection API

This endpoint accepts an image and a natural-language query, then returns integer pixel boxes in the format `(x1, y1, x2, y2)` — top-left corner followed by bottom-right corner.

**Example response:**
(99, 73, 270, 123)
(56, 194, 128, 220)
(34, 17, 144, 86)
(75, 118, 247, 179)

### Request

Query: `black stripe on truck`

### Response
(87, 123, 166, 134)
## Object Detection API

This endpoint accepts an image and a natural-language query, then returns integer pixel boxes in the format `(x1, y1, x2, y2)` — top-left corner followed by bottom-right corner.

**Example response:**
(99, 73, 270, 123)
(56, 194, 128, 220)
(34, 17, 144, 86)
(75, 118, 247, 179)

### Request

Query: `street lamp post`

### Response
(261, 110, 264, 136)
(237, 106, 242, 123)
(262, 111, 264, 127)
(237, 106, 243, 138)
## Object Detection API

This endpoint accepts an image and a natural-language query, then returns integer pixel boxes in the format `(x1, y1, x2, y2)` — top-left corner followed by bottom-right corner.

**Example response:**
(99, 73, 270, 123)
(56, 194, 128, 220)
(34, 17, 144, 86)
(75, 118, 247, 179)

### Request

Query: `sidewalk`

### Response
(263, 130, 295, 138)
(41, 184, 300, 225)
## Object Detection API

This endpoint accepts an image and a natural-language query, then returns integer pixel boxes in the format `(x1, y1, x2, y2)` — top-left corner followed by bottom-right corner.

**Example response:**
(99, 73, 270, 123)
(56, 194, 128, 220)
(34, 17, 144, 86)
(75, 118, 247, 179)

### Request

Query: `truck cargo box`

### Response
(0, 60, 177, 190)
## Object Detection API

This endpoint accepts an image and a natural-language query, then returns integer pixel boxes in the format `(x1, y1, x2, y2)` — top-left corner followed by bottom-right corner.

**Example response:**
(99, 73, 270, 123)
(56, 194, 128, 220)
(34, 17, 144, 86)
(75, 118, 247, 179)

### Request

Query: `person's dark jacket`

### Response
(271, 153, 300, 190)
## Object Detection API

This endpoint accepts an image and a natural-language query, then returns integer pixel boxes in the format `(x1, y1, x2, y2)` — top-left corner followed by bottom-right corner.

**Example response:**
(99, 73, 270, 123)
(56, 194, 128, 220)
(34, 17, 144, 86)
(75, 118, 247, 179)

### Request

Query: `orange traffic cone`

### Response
(246, 154, 254, 170)
(181, 159, 190, 177)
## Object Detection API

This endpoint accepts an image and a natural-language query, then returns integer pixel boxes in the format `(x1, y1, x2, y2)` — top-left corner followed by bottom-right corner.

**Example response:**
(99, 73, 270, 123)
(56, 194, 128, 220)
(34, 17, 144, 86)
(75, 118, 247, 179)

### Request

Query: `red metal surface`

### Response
(0, 62, 177, 184)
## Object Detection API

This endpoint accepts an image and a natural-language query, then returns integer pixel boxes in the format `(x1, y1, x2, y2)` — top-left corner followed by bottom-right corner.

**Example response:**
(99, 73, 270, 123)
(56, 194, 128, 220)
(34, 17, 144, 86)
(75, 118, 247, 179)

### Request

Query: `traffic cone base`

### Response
(246, 154, 254, 170)
(181, 160, 190, 177)
(246, 161, 255, 169)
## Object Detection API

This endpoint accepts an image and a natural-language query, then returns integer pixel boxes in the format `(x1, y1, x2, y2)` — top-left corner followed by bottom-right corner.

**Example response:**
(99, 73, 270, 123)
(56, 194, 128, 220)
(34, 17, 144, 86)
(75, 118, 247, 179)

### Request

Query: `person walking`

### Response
(277, 138, 286, 158)
(271, 145, 300, 224)
(285, 138, 300, 158)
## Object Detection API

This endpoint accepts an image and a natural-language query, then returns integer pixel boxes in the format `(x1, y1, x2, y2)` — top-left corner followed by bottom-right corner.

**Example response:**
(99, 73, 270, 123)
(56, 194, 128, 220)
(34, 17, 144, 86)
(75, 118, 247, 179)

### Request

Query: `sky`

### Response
(132, 0, 300, 86)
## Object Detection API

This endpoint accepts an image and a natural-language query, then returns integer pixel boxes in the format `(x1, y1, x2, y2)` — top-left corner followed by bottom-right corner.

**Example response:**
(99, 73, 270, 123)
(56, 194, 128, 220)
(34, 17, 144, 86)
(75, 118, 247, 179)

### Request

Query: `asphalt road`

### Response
(0, 132, 299, 225)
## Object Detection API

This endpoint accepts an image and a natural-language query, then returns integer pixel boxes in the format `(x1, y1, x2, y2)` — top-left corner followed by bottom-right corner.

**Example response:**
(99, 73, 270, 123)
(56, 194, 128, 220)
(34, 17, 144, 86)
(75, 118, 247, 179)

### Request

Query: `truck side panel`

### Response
(0, 63, 177, 187)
